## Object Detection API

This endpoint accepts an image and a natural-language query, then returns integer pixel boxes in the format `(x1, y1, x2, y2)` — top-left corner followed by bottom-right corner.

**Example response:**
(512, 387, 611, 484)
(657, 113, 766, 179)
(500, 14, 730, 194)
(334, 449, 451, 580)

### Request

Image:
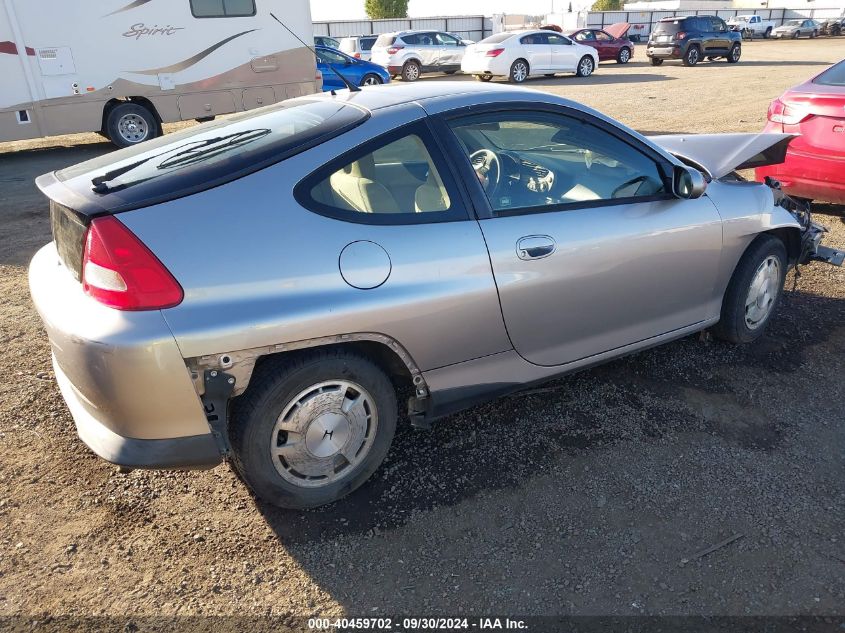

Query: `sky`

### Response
(309, 0, 578, 21)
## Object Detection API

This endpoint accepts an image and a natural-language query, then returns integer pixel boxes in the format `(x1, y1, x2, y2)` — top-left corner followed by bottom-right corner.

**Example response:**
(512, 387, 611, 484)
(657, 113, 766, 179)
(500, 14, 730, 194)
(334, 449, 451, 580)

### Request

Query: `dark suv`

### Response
(647, 16, 742, 66)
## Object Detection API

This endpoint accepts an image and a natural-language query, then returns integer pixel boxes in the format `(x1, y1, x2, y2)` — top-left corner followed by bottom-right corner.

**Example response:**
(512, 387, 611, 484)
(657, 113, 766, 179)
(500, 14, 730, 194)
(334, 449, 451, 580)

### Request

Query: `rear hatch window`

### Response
(653, 19, 686, 35)
(374, 34, 396, 47)
(49, 99, 367, 214)
(361, 36, 377, 51)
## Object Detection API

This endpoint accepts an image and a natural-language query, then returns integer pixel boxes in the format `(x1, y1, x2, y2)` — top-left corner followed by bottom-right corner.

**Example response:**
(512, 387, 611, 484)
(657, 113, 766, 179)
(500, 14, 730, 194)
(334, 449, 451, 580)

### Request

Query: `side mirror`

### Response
(674, 165, 707, 199)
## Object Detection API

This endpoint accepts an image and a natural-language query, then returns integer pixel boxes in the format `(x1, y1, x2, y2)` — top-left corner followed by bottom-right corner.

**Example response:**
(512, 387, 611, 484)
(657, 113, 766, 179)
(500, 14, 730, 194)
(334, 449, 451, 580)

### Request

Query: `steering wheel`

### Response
(611, 175, 650, 199)
(469, 149, 501, 195)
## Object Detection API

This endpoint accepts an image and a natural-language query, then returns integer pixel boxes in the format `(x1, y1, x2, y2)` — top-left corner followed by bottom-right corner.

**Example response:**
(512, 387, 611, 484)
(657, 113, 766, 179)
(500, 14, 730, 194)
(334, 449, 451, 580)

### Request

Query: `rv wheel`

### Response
(106, 103, 159, 148)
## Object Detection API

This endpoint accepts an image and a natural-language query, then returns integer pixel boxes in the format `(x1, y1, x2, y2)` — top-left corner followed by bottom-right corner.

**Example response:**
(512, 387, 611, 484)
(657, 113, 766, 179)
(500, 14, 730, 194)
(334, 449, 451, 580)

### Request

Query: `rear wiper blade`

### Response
(157, 129, 270, 170)
(91, 129, 268, 194)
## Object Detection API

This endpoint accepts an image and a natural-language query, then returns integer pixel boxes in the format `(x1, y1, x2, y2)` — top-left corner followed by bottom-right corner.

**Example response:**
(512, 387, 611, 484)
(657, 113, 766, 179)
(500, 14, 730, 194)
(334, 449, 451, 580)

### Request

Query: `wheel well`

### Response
(764, 227, 802, 266)
(251, 341, 416, 393)
(101, 97, 163, 134)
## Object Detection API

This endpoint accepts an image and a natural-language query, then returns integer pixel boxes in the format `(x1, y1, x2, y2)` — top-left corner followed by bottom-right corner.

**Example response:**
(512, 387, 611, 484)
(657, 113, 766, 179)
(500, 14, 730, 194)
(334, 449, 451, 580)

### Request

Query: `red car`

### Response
(564, 23, 634, 64)
(756, 59, 845, 204)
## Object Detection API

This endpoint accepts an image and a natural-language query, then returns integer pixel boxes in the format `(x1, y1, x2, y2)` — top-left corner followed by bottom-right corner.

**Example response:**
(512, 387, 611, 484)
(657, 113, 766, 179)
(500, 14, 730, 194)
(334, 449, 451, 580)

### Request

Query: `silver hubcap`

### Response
(745, 255, 781, 329)
(405, 64, 419, 80)
(688, 49, 699, 64)
(580, 58, 593, 75)
(513, 62, 527, 82)
(732, 46, 740, 61)
(117, 113, 149, 143)
(270, 380, 377, 488)
(363, 75, 379, 85)
(620, 49, 630, 62)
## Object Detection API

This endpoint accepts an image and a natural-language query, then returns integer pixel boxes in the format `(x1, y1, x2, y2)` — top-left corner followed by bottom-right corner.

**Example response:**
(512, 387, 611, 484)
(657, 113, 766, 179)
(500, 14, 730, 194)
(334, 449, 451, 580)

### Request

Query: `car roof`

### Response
(305, 81, 540, 113)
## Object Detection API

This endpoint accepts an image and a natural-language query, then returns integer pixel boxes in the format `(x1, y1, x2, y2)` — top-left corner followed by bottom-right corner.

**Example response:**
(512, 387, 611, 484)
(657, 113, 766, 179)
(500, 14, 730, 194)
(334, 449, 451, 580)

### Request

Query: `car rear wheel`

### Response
(650, 57, 663, 66)
(576, 55, 595, 77)
(682, 45, 700, 66)
(402, 60, 421, 82)
(764, 26, 772, 38)
(475, 74, 493, 82)
(810, 30, 818, 38)
(360, 73, 383, 86)
(727, 43, 741, 63)
(105, 102, 159, 148)
(509, 59, 529, 83)
(229, 350, 398, 509)
(617, 47, 631, 63)
(712, 235, 787, 344)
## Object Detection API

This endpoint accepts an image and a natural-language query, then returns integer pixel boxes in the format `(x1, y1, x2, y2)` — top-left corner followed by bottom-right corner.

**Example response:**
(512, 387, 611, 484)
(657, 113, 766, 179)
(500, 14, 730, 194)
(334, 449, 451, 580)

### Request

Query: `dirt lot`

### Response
(1, 38, 844, 624)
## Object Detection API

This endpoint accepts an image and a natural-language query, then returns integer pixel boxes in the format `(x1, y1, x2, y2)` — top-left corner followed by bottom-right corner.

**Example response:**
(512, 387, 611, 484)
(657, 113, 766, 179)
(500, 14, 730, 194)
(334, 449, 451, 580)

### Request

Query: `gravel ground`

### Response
(0, 38, 843, 622)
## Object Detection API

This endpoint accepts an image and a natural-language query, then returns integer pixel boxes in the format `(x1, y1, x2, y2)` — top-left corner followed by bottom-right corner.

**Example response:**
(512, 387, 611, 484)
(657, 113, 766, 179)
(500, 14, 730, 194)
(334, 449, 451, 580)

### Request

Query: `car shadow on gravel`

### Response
(256, 288, 845, 546)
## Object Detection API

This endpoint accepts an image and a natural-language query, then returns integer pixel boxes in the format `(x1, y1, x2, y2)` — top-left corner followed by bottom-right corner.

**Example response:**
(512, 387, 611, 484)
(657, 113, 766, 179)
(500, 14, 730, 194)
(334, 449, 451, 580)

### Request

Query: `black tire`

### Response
(764, 26, 772, 38)
(727, 43, 741, 63)
(230, 349, 398, 509)
(617, 47, 632, 64)
(444, 70, 458, 75)
(682, 45, 701, 66)
(575, 55, 595, 77)
(401, 59, 421, 82)
(711, 235, 787, 344)
(105, 102, 159, 148)
(475, 74, 493, 82)
(811, 30, 818, 38)
(544, 73, 556, 77)
(509, 59, 529, 83)
(650, 57, 664, 66)
(792, 30, 800, 39)
(359, 73, 383, 86)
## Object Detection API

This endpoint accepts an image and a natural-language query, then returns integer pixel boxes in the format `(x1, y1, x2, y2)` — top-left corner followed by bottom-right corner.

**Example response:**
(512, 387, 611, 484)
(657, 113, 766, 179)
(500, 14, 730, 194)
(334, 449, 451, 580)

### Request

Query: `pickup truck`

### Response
(727, 15, 775, 38)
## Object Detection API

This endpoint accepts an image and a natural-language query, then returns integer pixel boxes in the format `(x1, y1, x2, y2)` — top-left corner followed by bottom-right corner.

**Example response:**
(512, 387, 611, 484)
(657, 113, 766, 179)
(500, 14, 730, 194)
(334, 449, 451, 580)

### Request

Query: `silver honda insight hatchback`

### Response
(29, 83, 843, 509)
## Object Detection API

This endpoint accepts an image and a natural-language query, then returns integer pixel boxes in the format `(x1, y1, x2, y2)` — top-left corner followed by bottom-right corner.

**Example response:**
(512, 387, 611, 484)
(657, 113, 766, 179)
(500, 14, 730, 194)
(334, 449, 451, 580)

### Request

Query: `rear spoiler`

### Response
(648, 133, 796, 178)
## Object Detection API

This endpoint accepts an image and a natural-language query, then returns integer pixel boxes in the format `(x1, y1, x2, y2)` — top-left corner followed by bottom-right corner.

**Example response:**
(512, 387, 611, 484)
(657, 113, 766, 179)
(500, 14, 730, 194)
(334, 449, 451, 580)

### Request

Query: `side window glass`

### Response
(595, 31, 613, 41)
(402, 34, 419, 45)
(576, 31, 595, 41)
(448, 114, 668, 216)
(419, 33, 436, 46)
(520, 33, 548, 45)
(436, 33, 460, 46)
(317, 49, 346, 64)
(546, 34, 566, 45)
(309, 134, 452, 216)
(190, 0, 255, 18)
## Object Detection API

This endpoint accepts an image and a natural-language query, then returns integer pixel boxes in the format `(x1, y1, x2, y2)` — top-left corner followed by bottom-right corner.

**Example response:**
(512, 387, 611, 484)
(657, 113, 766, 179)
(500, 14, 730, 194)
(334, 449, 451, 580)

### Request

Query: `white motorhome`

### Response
(0, 0, 320, 147)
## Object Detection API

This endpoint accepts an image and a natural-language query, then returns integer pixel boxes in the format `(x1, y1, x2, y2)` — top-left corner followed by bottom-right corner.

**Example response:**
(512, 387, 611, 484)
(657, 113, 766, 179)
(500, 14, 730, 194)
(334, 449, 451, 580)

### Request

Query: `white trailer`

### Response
(0, 0, 320, 147)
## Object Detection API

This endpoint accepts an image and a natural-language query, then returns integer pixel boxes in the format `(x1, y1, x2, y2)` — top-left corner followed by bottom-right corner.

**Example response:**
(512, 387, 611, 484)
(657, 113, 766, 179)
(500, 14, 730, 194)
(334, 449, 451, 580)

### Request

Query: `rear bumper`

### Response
(29, 243, 219, 468)
(756, 148, 845, 204)
(55, 357, 221, 469)
(646, 44, 682, 59)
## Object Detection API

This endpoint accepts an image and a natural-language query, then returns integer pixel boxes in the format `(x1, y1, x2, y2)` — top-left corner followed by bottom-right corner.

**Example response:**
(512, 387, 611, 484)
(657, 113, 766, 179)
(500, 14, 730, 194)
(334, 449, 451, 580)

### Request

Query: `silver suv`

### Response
(339, 35, 378, 61)
(370, 30, 467, 81)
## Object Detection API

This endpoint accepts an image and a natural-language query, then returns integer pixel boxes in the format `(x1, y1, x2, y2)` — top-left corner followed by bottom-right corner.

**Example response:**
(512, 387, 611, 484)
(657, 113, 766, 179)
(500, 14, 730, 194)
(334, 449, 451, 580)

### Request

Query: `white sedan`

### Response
(461, 29, 600, 82)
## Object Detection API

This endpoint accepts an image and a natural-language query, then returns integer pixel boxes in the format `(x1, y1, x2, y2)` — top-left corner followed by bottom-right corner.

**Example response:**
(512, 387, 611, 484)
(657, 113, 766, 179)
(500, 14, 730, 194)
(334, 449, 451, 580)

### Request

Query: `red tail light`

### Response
(674, 31, 687, 40)
(768, 98, 811, 125)
(82, 216, 183, 311)
(486, 48, 505, 57)
(387, 46, 404, 55)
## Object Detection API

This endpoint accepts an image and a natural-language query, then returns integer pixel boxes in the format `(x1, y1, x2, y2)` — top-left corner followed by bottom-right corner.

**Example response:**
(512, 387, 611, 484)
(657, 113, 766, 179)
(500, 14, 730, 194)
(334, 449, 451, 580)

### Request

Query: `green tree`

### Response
(591, 0, 623, 10)
(365, 0, 409, 19)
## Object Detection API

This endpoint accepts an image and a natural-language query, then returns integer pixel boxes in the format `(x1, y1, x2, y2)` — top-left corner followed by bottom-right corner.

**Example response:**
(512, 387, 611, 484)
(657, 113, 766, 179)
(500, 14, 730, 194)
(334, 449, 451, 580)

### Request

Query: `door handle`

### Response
(517, 235, 556, 260)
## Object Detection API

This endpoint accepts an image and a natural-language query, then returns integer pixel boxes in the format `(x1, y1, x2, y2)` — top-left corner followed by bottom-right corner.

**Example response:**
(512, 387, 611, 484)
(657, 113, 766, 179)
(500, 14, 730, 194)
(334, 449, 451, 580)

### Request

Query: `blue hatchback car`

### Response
(316, 45, 391, 91)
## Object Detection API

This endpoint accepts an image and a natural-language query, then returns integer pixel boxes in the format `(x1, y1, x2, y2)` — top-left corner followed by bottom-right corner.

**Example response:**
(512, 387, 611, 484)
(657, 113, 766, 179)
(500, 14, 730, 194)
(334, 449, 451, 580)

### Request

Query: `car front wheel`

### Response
(727, 43, 741, 63)
(712, 235, 787, 344)
(230, 350, 398, 509)
(617, 47, 631, 63)
(576, 55, 595, 77)
(360, 73, 383, 86)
